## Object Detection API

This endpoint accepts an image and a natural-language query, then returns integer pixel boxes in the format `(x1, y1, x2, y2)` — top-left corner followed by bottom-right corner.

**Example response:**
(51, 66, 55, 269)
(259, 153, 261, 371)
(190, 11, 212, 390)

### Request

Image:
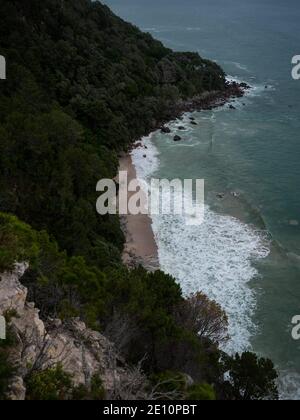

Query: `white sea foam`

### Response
(186, 27, 203, 32)
(225, 61, 251, 73)
(233, 62, 250, 72)
(131, 134, 270, 354)
(153, 209, 269, 354)
(131, 133, 160, 180)
(226, 75, 275, 99)
(278, 371, 300, 400)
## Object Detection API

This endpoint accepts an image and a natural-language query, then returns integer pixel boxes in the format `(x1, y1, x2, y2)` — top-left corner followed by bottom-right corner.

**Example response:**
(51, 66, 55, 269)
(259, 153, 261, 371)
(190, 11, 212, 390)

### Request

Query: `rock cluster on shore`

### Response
(156, 81, 250, 137)
(130, 82, 249, 148)
(161, 126, 171, 134)
(153, 82, 249, 143)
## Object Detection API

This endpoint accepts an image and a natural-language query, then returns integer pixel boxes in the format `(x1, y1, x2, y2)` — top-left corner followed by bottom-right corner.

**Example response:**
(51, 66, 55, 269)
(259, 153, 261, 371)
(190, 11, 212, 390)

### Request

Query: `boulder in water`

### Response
(161, 126, 171, 134)
(174, 135, 182, 142)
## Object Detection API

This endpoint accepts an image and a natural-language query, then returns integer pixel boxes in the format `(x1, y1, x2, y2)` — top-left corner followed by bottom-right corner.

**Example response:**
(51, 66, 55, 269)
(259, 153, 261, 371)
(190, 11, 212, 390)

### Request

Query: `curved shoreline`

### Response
(120, 82, 249, 271)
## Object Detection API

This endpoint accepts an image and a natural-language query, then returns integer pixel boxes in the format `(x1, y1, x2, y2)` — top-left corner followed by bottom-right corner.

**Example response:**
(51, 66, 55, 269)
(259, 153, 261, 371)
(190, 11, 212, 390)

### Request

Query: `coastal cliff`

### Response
(0, 263, 154, 400)
(0, 0, 278, 400)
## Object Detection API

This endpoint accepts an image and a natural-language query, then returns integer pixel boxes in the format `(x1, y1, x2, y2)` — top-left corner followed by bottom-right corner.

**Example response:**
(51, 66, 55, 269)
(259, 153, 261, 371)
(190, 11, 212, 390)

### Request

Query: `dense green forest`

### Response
(0, 0, 226, 262)
(0, 0, 278, 400)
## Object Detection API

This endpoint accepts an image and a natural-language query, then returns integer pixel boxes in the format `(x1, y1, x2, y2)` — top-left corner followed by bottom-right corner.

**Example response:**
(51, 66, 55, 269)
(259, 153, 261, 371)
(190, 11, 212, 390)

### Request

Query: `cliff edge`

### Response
(0, 264, 146, 400)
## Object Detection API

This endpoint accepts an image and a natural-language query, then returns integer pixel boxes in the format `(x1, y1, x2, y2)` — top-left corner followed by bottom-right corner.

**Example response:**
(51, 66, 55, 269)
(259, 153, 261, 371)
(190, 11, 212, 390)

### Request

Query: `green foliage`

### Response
(0, 108, 122, 265)
(186, 383, 216, 401)
(0, 0, 224, 268)
(89, 375, 106, 400)
(150, 371, 216, 400)
(0, 212, 39, 271)
(26, 365, 105, 401)
(23, 238, 110, 328)
(223, 352, 279, 400)
(105, 267, 183, 334)
(0, 212, 108, 328)
(72, 375, 106, 401)
(0, 351, 14, 400)
(25, 364, 73, 400)
(102, 268, 222, 379)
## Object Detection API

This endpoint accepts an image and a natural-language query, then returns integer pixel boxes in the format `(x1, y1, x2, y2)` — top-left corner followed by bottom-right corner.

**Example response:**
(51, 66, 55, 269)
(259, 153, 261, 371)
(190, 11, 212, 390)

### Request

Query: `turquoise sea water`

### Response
(103, 0, 300, 398)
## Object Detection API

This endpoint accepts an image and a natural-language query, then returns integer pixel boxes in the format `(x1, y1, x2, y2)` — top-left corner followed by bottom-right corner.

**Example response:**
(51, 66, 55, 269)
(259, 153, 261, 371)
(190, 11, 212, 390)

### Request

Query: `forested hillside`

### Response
(0, 0, 278, 400)
(0, 0, 226, 262)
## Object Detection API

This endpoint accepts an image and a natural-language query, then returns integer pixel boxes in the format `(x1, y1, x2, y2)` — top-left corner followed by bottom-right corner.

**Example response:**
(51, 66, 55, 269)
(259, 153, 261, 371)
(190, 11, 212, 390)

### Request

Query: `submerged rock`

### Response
(231, 191, 240, 198)
(240, 82, 251, 90)
(173, 135, 182, 142)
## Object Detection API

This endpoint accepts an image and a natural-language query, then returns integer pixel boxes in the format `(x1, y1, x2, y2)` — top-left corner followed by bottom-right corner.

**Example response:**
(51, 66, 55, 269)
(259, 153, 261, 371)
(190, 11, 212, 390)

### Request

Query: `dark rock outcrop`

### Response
(161, 126, 171, 134)
(174, 135, 182, 142)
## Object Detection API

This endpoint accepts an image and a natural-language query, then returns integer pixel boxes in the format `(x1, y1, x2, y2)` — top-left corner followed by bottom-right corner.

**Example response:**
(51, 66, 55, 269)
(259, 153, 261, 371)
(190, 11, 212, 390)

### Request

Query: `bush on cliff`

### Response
(0, 212, 39, 272)
(222, 352, 279, 401)
(25, 364, 74, 400)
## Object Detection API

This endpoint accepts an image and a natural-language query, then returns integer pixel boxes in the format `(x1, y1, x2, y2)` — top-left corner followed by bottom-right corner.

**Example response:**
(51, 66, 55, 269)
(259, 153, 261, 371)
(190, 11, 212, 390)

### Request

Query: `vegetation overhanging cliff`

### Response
(0, 0, 278, 400)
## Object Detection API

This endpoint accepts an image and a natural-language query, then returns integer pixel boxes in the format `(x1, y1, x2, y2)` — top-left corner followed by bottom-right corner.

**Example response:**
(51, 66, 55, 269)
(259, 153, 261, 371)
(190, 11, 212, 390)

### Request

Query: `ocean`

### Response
(102, 0, 300, 399)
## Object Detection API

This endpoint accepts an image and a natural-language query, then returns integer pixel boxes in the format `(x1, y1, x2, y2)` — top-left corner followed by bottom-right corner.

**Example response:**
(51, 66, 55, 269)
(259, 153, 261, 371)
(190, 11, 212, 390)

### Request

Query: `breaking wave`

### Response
(131, 135, 270, 354)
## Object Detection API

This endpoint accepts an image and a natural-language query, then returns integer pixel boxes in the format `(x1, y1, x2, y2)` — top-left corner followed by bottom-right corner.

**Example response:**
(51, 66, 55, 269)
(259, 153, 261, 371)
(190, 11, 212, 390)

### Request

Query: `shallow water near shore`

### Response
(105, 0, 300, 399)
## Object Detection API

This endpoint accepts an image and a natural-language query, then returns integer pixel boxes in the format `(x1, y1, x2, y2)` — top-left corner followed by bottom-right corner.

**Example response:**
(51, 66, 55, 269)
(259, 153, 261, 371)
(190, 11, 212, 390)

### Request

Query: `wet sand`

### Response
(118, 154, 159, 271)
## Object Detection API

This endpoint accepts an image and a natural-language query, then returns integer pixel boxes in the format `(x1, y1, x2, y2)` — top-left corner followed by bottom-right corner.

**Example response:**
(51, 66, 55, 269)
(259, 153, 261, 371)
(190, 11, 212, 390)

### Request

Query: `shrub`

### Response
(0, 351, 14, 400)
(186, 383, 216, 400)
(25, 364, 73, 400)
(0, 212, 39, 271)
(72, 375, 106, 401)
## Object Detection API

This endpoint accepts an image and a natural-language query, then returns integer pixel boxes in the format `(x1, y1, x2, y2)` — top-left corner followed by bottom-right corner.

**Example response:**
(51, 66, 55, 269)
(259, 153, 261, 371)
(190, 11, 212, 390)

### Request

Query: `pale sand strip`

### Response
(118, 154, 159, 271)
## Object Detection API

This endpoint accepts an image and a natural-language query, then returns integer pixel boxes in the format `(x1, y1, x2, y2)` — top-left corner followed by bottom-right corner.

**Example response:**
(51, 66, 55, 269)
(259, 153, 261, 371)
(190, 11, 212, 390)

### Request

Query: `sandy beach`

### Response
(117, 81, 249, 273)
(119, 154, 159, 271)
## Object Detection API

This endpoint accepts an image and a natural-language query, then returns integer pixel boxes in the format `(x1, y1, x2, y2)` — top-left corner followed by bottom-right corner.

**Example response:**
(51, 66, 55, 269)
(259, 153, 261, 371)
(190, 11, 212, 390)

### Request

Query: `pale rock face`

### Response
(0, 263, 29, 314)
(0, 264, 136, 400)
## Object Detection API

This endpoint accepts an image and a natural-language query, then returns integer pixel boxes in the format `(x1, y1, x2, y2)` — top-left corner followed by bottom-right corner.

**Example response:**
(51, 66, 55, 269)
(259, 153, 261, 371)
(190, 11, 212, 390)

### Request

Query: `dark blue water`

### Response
(102, 0, 300, 399)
